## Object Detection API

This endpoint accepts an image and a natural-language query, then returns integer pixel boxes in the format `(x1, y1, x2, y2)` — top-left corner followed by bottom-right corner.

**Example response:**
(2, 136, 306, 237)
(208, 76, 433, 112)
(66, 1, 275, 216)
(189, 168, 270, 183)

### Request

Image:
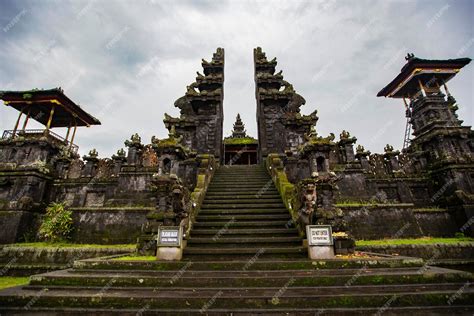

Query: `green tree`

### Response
(39, 202, 73, 242)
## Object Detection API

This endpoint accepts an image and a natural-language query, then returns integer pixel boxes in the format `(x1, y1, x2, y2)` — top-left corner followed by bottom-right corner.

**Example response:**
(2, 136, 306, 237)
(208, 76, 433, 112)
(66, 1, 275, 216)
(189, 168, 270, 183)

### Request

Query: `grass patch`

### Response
(0, 277, 29, 289)
(113, 255, 155, 261)
(6, 242, 136, 250)
(356, 237, 474, 247)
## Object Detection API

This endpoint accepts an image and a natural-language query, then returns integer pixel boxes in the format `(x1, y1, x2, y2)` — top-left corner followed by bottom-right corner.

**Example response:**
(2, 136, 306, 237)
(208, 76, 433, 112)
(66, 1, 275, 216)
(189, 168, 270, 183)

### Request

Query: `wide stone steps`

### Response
(17, 282, 473, 296)
(2, 286, 473, 312)
(7, 266, 472, 289)
(1, 258, 471, 312)
(185, 165, 302, 261)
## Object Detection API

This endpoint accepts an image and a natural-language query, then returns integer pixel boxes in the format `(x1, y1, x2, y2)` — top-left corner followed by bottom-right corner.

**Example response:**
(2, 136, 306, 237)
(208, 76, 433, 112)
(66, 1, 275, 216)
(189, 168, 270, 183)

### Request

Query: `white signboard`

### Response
(157, 226, 182, 247)
(306, 225, 333, 246)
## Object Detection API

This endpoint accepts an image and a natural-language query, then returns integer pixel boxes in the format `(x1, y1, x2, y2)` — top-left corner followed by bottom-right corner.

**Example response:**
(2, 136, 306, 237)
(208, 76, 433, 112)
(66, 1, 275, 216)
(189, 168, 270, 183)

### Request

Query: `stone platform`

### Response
(0, 254, 473, 314)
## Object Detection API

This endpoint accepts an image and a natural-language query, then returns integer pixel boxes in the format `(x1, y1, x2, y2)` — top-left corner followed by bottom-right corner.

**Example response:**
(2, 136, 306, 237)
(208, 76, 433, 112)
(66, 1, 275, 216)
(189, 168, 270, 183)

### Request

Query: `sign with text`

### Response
(157, 226, 182, 247)
(306, 225, 333, 246)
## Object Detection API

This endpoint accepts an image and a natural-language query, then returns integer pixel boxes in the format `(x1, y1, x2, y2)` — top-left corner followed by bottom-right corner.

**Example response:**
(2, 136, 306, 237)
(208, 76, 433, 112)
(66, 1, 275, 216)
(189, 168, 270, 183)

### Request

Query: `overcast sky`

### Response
(0, 0, 472, 158)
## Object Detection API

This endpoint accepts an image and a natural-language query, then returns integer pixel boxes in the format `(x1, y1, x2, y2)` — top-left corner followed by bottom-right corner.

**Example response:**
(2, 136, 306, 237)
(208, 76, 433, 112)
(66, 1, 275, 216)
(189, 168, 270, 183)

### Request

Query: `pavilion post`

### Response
(443, 82, 451, 97)
(65, 123, 71, 142)
(21, 108, 31, 132)
(69, 123, 77, 152)
(12, 109, 24, 138)
(45, 105, 56, 134)
(417, 79, 426, 97)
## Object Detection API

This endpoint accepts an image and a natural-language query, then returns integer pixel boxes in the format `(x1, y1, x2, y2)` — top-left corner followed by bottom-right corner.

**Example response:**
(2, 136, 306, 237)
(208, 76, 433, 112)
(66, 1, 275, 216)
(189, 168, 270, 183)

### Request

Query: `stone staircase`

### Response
(0, 165, 473, 314)
(185, 164, 305, 260)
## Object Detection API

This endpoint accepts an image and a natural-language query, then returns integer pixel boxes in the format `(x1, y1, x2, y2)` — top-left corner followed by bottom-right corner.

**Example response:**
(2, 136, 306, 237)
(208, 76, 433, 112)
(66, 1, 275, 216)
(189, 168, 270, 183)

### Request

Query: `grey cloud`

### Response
(0, 0, 472, 158)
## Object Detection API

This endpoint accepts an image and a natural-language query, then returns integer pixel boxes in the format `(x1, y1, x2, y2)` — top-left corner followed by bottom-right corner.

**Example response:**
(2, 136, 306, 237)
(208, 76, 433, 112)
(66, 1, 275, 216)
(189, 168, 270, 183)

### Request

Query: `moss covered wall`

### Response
(342, 205, 459, 239)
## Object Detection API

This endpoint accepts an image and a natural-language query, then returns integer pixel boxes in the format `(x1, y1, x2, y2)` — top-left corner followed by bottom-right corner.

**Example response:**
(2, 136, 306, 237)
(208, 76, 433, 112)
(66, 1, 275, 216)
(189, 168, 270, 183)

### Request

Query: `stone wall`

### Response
(342, 205, 459, 240)
(0, 211, 41, 244)
(71, 208, 151, 244)
(357, 243, 474, 260)
(0, 245, 134, 276)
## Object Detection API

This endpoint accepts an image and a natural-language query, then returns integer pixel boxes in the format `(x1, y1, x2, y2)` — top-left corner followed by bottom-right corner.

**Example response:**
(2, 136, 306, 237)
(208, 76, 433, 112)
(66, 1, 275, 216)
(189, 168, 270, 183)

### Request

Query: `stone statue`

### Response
(285, 93, 305, 113)
(174, 96, 194, 117)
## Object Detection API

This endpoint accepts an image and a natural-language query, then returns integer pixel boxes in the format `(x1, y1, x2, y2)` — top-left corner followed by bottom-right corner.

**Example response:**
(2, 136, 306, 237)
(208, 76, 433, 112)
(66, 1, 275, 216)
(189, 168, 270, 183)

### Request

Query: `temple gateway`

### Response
(0, 48, 473, 313)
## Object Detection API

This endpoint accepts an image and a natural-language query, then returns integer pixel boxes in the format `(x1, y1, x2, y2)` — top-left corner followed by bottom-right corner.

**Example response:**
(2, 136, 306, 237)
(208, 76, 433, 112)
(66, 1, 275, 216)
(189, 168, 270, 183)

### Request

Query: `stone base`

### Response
(156, 247, 183, 261)
(308, 245, 335, 259)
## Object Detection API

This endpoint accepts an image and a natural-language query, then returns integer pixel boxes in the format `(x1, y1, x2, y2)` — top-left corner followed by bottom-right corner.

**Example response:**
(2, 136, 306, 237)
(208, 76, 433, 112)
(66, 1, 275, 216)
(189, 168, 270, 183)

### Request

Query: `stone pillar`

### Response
(82, 149, 99, 177)
(338, 130, 357, 163)
(124, 133, 144, 165)
(355, 145, 371, 170)
(111, 148, 127, 176)
(383, 144, 400, 173)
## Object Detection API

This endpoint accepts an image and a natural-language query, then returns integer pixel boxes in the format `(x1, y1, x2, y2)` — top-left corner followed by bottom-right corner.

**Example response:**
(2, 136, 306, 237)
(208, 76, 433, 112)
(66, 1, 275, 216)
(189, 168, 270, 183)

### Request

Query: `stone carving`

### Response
(163, 48, 225, 161)
(142, 146, 159, 168)
(95, 159, 113, 178)
(67, 159, 84, 179)
(254, 47, 318, 160)
(174, 96, 194, 117)
(285, 93, 305, 113)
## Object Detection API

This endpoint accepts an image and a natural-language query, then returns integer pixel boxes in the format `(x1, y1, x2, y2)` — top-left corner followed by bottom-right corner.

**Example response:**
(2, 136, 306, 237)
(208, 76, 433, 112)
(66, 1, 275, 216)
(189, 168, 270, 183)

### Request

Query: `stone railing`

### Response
(266, 153, 305, 236)
(2, 129, 79, 154)
(137, 154, 216, 255)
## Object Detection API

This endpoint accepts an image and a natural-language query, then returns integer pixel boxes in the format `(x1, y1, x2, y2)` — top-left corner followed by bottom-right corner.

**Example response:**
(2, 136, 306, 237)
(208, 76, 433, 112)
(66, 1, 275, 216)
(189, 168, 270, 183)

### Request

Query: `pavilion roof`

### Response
(0, 88, 101, 127)
(377, 57, 471, 98)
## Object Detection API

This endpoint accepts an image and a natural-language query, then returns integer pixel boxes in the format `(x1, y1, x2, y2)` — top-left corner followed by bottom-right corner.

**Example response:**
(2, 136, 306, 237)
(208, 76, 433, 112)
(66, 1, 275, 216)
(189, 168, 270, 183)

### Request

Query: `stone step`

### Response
(22, 282, 471, 296)
(188, 237, 302, 244)
(68, 266, 436, 277)
(193, 221, 290, 228)
(198, 209, 289, 215)
(202, 198, 283, 204)
(208, 183, 272, 188)
(212, 178, 270, 181)
(184, 246, 307, 258)
(209, 182, 272, 187)
(24, 266, 473, 288)
(212, 176, 273, 186)
(1, 305, 473, 315)
(72, 257, 425, 271)
(205, 191, 281, 200)
(205, 191, 280, 197)
(212, 172, 271, 181)
(206, 188, 279, 194)
(216, 169, 266, 173)
(197, 209, 289, 214)
(201, 203, 285, 209)
(195, 214, 291, 221)
(190, 228, 299, 236)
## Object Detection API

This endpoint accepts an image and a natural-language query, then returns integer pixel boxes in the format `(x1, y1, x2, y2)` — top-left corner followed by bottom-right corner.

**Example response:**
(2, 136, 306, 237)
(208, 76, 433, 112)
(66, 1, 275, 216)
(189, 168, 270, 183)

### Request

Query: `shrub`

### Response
(39, 202, 73, 242)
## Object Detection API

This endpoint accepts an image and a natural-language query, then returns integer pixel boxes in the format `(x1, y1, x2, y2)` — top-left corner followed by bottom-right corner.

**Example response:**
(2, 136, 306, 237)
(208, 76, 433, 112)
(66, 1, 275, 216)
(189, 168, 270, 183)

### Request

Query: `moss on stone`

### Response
(356, 237, 474, 247)
(112, 255, 155, 261)
(6, 242, 136, 250)
(0, 277, 29, 289)
(223, 137, 258, 145)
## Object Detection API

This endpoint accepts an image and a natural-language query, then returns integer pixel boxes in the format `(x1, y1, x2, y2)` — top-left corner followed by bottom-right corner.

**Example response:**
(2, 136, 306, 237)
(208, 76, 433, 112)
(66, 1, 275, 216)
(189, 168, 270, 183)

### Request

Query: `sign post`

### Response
(156, 226, 184, 261)
(306, 225, 335, 259)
